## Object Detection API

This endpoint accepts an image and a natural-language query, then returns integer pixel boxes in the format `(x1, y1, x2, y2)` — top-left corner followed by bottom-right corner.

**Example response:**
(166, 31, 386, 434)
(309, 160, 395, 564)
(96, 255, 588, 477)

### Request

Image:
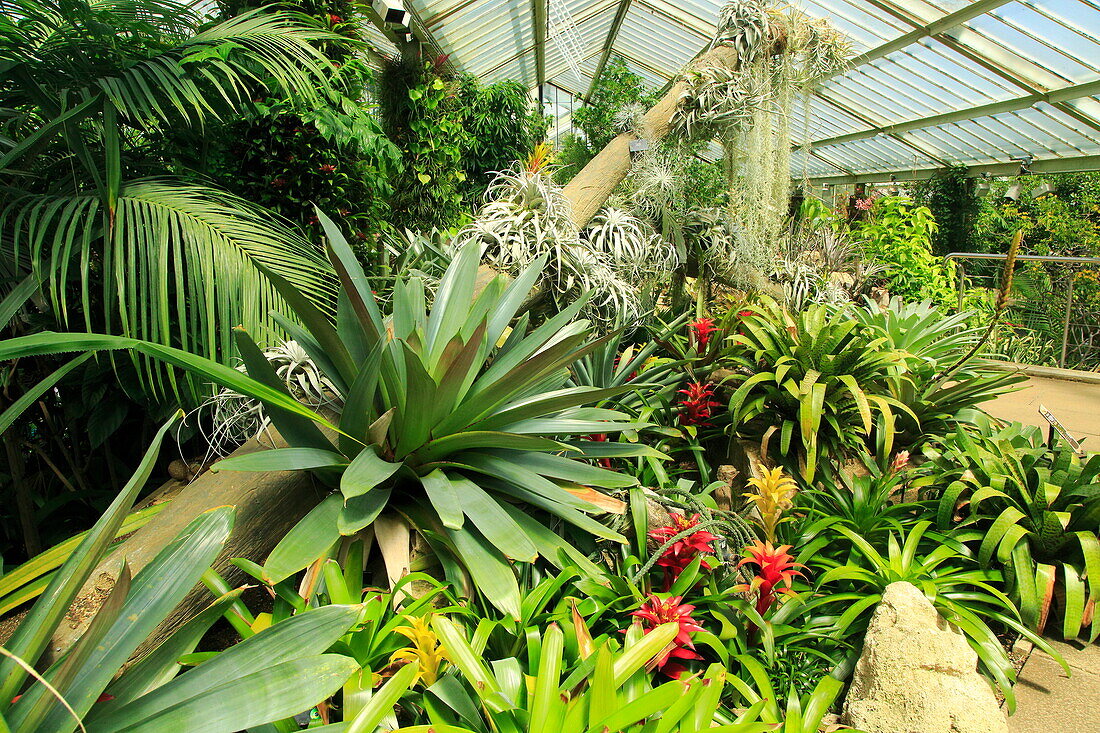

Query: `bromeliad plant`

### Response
(343, 618, 777, 733)
(734, 541, 805, 618)
(803, 519, 1064, 712)
(914, 419, 1100, 640)
(743, 465, 797, 543)
(209, 210, 653, 619)
(852, 298, 1026, 448)
(0, 418, 360, 733)
(727, 297, 913, 480)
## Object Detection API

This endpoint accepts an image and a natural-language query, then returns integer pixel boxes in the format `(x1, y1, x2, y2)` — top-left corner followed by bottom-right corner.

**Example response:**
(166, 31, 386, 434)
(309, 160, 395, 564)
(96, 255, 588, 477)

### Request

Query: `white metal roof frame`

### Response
(377, 1, 1100, 181)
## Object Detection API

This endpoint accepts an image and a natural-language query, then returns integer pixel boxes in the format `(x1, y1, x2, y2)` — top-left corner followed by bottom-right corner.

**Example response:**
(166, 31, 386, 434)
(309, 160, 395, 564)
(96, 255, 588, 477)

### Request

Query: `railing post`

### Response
(956, 260, 965, 312)
(1059, 274, 1075, 369)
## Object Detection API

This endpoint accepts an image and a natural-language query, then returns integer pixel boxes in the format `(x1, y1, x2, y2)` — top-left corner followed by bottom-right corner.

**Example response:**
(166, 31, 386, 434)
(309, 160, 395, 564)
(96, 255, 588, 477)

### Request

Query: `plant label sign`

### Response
(1038, 403, 1085, 457)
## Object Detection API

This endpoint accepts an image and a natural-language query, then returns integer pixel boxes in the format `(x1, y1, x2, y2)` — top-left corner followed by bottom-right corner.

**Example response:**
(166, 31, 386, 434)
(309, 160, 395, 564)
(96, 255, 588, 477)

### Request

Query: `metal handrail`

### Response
(944, 253, 1100, 265)
(944, 252, 1100, 369)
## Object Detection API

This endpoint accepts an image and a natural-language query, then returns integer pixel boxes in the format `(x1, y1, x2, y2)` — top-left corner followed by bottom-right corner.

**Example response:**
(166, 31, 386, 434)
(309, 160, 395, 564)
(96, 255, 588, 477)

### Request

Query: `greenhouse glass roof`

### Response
(379, 0, 1100, 182)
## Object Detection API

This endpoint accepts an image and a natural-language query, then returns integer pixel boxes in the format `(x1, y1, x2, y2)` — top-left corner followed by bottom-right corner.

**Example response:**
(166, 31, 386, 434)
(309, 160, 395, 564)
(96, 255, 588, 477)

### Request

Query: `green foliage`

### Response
(911, 165, 982, 256)
(851, 197, 956, 306)
(804, 520, 1064, 712)
(553, 56, 659, 182)
(357, 620, 780, 733)
(852, 297, 1026, 447)
(377, 54, 470, 231)
(0, 419, 358, 733)
(205, 212, 658, 618)
(0, 1, 341, 398)
(459, 77, 549, 200)
(975, 174, 1100, 259)
(726, 298, 912, 481)
(914, 418, 1100, 641)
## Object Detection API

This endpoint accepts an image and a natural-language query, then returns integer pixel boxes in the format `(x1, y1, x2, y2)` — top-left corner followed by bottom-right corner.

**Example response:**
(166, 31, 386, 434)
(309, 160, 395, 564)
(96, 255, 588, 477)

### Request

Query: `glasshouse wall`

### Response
(0, 1, 1098, 732)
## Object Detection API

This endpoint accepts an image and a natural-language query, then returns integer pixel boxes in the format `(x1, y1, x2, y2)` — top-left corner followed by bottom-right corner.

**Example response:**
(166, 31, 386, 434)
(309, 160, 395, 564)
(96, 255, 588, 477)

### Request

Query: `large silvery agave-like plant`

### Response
(211, 211, 663, 618)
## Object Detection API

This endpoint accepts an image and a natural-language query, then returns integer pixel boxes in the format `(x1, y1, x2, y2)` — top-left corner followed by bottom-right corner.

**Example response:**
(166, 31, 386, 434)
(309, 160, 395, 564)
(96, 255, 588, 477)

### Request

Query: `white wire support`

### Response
(548, 0, 586, 89)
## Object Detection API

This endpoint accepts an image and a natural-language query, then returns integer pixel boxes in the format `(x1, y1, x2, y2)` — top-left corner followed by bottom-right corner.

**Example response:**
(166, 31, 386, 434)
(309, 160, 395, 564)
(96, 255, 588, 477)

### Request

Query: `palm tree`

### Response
(0, 0, 342, 400)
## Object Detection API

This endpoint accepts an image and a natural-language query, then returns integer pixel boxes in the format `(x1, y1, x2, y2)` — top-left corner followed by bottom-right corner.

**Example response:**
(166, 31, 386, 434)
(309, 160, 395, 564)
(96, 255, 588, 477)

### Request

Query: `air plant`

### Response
(734, 540, 804, 617)
(629, 595, 704, 678)
(583, 207, 677, 284)
(462, 166, 651, 323)
(194, 340, 339, 459)
(743, 464, 797, 543)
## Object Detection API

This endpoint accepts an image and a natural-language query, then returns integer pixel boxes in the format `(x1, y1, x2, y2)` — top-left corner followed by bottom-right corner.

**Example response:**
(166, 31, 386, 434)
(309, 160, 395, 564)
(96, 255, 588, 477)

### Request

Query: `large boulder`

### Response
(843, 581, 1008, 733)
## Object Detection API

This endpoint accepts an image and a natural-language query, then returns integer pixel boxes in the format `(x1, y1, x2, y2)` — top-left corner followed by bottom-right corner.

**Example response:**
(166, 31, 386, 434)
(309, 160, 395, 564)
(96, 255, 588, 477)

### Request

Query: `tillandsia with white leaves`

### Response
(192, 340, 341, 460)
(668, 0, 852, 290)
(583, 207, 678, 284)
(461, 153, 679, 324)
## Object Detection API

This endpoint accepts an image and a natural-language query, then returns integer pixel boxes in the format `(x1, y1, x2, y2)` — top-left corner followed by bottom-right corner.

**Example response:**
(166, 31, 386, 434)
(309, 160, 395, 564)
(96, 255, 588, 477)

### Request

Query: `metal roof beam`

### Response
(584, 0, 633, 102)
(814, 91, 950, 167)
(859, 0, 1100, 135)
(533, 0, 547, 90)
(804, 154, 1100, 187)
(809, 78, 1100, 149)
(847, 0, 1015, 70)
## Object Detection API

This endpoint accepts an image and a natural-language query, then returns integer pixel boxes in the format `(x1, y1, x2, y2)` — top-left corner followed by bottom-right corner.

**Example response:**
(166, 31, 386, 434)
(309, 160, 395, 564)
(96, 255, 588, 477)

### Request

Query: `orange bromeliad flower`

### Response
(629, 595, 704, 679)
(733, 540, 805, 617)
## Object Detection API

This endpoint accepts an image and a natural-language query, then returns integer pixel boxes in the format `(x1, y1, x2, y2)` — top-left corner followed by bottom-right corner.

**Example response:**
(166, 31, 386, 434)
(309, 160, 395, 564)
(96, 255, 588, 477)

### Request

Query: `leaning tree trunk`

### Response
(561, 44, 743, 229)
(42, 429, 325, 662)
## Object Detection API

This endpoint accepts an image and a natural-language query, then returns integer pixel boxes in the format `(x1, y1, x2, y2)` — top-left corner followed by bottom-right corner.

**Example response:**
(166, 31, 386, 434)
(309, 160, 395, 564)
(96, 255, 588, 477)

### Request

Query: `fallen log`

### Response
(561, 44, 742, 230)
(44, 429, 324, 662)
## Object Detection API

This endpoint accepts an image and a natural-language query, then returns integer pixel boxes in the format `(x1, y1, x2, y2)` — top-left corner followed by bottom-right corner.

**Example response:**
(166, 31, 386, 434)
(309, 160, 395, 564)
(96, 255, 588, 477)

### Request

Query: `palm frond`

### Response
(1, 178, 336, 400)
(1, 5, 338, 130)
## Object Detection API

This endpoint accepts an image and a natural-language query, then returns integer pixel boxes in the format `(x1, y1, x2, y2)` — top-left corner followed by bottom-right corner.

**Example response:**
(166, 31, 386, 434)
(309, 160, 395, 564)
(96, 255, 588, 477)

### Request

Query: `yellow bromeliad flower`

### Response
(388, 615, 449, 686)
(525, 141, 554, 173)
(743, 464, 797, 544)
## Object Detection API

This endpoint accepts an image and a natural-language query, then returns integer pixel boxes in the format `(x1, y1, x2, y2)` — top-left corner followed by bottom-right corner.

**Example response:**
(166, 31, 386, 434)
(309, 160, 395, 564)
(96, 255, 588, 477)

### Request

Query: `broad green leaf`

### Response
(420, 469, 464, 530)
(0, 414, 179, 704)
(28, 506, 234, 731)
(446, 525, 521, 620)
(341, 447, 401, 499)
(104, 589, 246, 705)
(264, 494, 342, 583)
(96, 656, 358, 733)
(338, 487, 393, 535)
(213, 448, 347, 473)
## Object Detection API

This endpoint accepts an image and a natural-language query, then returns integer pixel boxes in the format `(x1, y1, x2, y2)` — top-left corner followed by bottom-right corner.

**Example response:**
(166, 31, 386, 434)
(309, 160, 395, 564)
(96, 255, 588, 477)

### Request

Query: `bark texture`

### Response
(561, 45, 742, 229)
(44, 429, 324, 662)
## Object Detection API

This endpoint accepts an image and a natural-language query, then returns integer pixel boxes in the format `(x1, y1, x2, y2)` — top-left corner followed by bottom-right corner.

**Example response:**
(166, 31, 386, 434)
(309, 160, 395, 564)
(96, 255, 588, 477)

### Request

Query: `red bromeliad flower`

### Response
(587, 432, 612, 468)
(677, 382, 720, 426)
(630, 595, 703, 678)
(649, 513, 718, 587)
(329, 13, 343, 24)
(733, 540, 805, 617)
(318, 163, 336, 174)
(688, 317, 718, 351)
